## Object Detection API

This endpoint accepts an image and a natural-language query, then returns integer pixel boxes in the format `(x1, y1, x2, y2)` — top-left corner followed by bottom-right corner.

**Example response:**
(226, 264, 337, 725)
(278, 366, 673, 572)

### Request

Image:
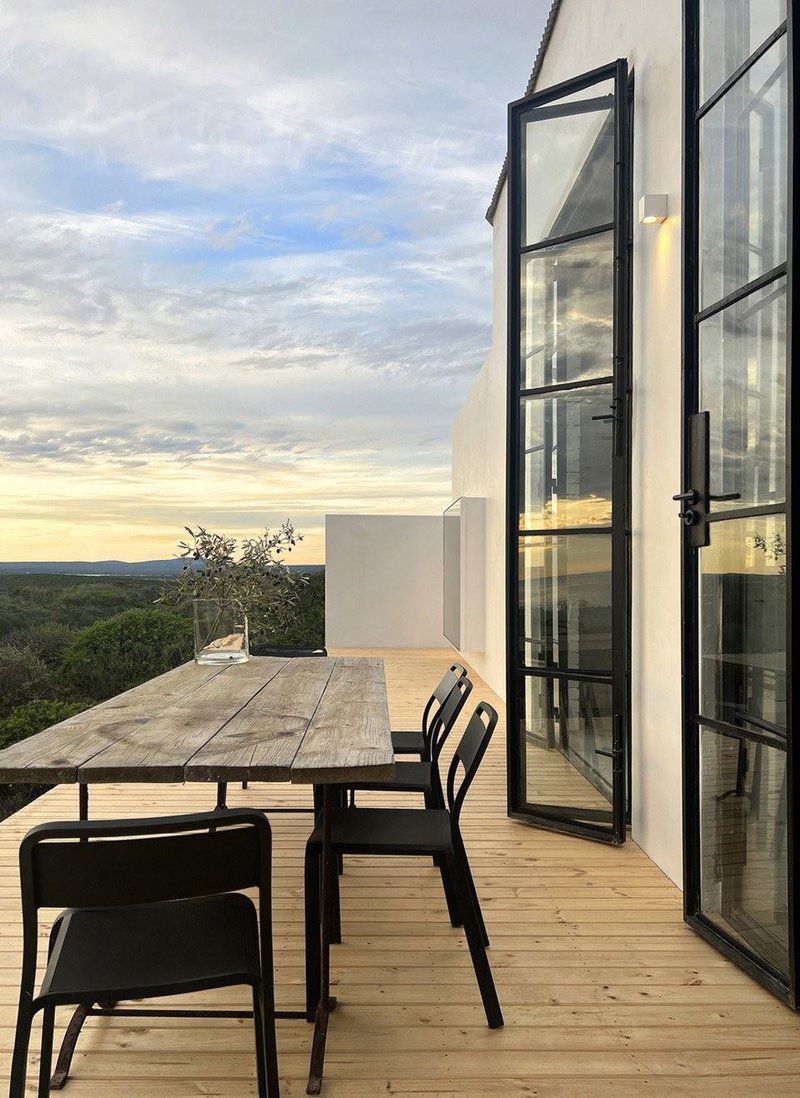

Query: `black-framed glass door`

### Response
(506, 61, 631, 844)
(682, 0, 798, 1005)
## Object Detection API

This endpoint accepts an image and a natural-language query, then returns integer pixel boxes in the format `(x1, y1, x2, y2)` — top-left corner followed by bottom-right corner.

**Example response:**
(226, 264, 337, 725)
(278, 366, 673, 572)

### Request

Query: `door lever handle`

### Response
(672, 490, 697, 503)
(708, 492, 741, 502)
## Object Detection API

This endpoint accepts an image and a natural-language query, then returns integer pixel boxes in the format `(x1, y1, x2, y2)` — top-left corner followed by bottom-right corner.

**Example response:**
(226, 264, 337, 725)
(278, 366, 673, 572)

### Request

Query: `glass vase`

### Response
(193, 599, 249, 664)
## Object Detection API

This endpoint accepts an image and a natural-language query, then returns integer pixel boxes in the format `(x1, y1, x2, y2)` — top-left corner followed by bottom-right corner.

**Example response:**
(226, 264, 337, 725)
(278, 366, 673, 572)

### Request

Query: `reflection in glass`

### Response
(699, 38, 787, 309)
(699, 515, 786, 731)
(523, 89, 614, 245)
(520, 535, 612, 672)
(700, 279, 786, 511)
(520, 386, 613, 529)
(443, 499, 461, 648)
(521, 232, 613, 388)
(699, 725, 788, 976)
(522, 675, 613, 822)
(699, 0, 785, 102)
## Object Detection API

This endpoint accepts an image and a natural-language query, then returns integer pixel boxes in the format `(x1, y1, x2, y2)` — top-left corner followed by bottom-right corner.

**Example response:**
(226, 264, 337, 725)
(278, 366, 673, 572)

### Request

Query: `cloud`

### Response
(0, 0, 551, 560)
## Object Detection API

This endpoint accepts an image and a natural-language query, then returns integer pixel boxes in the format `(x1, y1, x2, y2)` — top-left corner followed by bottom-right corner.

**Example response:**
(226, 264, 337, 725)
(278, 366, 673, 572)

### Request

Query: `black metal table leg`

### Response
(306, 785, 337, 1095)
(50, 1003, 90, 1089)
(78, 783, 88, 821)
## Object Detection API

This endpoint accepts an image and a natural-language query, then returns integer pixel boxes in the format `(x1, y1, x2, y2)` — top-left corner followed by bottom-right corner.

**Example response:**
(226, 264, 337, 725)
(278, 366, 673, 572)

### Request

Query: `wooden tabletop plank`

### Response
(185, 657, 336, 782)
(77, 658, 286, 783)
(290, 657, 394, 784)
(0, 663, 225, 784)
(0, 654, 392, 786)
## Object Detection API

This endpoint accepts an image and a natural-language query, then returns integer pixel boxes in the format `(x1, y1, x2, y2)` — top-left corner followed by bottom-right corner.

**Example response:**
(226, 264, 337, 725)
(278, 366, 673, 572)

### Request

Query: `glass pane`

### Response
(521, 675, 613, 825)
(700, 0, 785, 103)
(521, 231, 613, 388)
(523, 85, 614, 245)
(699, 725, 788, 976)
(699, 514, 786, 731)
(520, 385, 613, 529)
(699, 37, 787, 309)
(443, 499, 461, 648)
(520, 535, 612, 672)
(700, 278, 786, 511)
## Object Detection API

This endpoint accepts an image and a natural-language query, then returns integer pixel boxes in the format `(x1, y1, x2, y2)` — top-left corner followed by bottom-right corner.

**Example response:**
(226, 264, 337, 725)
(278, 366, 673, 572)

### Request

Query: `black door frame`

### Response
(505, 59, 632, 845)
(681, 0, 799, 1007)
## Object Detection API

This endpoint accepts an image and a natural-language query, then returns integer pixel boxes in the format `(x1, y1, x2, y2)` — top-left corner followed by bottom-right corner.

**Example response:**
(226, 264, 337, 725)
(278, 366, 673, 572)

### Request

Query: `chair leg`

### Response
(216, 782, 228, 810)
(38, 1004, 55, 1098)
(456, 838, 490, 947)
(258, 973, 280, 1097)
(252, 984, 280, 1098)
(9, 996, 34, 1098)
(445, 852, 503, 1028)
(437, 858, 463, 928)
(304, 844, 322, 1022)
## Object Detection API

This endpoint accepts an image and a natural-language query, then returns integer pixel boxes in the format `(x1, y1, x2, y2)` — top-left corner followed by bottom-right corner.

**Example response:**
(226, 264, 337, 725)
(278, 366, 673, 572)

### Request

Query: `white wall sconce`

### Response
(639, 194, 668, 225)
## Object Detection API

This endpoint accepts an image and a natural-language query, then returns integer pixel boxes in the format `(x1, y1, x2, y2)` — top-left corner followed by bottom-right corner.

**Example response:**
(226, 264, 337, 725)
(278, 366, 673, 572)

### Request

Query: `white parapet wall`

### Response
(325, 514, 445, 649)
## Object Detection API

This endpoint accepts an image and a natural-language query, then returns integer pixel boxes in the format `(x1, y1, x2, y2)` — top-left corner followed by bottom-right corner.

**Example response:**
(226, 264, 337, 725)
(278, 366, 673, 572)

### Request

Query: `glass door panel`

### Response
(523, 90, 615, 244)
(699, 36, 787, 308)
(699, 278, 786, 512)
(520, 535, 612, 672)
(521, 232, 614, 388)
(699, 514, 786, 730)
(508, 61, 630, 845)
(699, 0, 786, 100)
(699, 725, 789, 977)
(521, 386, 614, 529)
(521, 675, 614, 830)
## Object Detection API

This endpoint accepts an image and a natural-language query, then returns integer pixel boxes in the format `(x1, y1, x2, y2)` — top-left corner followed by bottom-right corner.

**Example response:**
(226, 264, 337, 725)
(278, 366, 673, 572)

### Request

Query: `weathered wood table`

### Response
(0, 654, 394, 1095)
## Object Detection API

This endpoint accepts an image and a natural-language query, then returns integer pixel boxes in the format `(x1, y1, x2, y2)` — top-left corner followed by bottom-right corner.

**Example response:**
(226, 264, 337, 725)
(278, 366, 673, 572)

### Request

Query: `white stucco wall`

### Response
(453, 0, 684, 884)
(325, 514, 444, 649)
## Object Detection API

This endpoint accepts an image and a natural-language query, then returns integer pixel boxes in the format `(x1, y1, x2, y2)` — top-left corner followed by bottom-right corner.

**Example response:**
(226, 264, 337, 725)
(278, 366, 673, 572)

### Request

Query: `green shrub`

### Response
(5, 622, 75, 667)
(250, 571, 325, 651)
(0, 594, 23, 640)
(60, 583, 132, 608)
(0, 646, 52, 717)
(60, 608, 193, 701)
(0, 699, 86, 750)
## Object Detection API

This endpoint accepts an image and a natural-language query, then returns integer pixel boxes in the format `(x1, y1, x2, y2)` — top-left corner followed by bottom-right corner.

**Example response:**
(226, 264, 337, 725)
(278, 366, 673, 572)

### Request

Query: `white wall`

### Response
(325, 514, 444, 649)
(453, 0, 684, 885)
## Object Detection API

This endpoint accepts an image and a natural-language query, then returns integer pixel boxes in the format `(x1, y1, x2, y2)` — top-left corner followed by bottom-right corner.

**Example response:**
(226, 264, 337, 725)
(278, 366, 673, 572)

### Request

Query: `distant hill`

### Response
(0, 560, 324, 577)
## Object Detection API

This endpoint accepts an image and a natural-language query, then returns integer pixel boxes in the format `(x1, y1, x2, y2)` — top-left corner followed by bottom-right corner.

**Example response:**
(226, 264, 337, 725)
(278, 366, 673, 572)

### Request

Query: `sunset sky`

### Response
(0, 1, 547, 564)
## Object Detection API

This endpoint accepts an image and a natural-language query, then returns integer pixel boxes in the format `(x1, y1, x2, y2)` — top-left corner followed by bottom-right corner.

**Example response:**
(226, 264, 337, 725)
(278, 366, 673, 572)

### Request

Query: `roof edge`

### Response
(485, 0, 564, 224)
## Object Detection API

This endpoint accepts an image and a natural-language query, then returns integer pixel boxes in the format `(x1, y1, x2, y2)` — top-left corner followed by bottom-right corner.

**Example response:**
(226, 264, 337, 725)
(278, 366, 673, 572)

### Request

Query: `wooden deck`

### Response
(1, 647, 798, 1096)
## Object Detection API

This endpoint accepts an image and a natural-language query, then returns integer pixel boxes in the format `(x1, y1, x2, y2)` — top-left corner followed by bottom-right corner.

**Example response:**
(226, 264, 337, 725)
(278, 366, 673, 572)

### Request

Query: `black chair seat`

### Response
(40, 893, 261, 1005)
(309, 806, 452, 856)
(390, 730, 426, 756)
(350, 761, 432, 794)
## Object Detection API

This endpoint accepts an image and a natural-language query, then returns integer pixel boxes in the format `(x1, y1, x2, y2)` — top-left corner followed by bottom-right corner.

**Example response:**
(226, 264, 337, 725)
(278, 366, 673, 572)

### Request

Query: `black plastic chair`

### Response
(10, 809, 280, 1098)
(347, 675, 473, 809)
(304, 702, 503, 1029)
(391, 662, 467, 759)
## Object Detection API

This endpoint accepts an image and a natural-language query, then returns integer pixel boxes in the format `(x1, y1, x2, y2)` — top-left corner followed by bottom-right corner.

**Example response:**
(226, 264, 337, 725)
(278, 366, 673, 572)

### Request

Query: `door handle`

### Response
(708, 492, 741, 502)
(672, 490, 697, 503)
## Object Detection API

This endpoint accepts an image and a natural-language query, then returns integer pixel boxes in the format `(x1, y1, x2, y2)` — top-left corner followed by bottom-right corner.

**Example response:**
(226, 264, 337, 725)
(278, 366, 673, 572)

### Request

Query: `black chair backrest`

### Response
(422, 663, 468, 746)
(429, 676, 473, 762)
(446, 703, 498, 827)
(20, 809, 271, 912)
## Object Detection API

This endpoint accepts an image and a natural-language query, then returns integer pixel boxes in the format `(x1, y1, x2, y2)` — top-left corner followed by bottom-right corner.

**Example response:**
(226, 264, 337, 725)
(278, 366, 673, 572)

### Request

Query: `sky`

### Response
(0, 0, 549, 564)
